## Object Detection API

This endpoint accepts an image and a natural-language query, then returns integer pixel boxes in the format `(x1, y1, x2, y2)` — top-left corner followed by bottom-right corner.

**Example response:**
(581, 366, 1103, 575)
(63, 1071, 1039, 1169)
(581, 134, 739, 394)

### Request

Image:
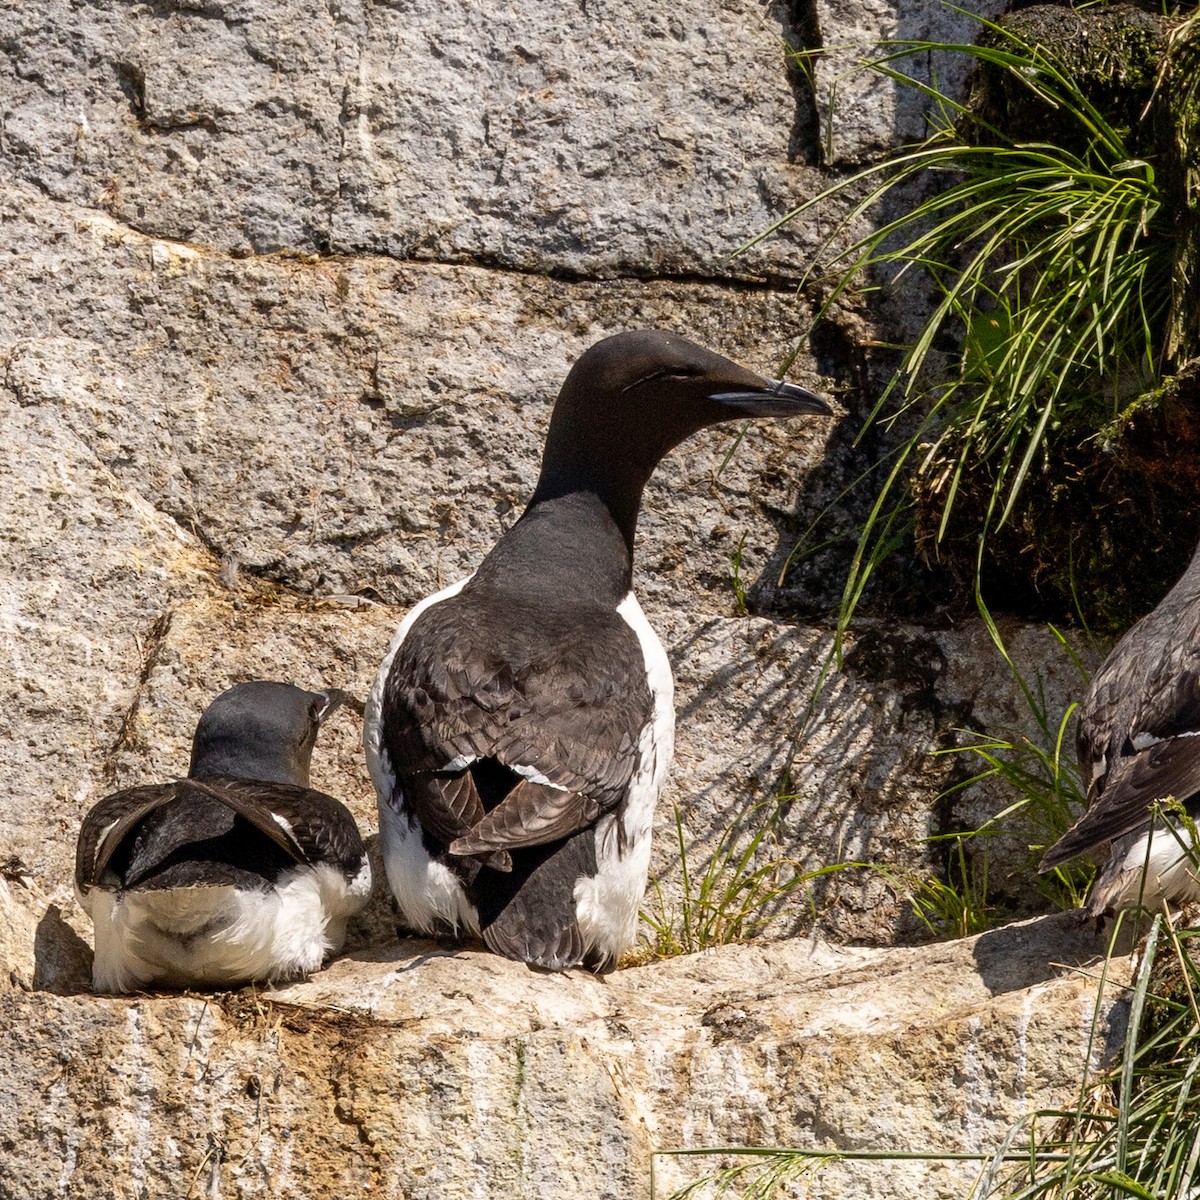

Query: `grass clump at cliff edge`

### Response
(758, 8, 1198, 639)
(638, 796, 850, 958)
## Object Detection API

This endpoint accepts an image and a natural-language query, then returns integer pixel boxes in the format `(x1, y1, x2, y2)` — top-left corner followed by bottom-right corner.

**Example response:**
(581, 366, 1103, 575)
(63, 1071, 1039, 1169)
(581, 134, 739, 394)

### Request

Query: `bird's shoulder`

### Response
(76, 781, 182, 889)
(382, 584, 657, 789)
(196, 775, 367, 871)
(389, 584, 652, 710)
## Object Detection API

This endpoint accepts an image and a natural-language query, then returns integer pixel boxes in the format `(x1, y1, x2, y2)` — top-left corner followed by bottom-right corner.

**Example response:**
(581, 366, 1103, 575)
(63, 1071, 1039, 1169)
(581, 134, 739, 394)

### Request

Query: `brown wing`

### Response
(382, 587, 652, 858)
(449, 778, 602, 857)
(1075, 554, 1200, 791)
(403, 772, 486, 847)
(1042, 735, 1200, 870)
(76, 783, 184, 890)
(200, 777, 366, 872)
(1050, 549, 1200, 871)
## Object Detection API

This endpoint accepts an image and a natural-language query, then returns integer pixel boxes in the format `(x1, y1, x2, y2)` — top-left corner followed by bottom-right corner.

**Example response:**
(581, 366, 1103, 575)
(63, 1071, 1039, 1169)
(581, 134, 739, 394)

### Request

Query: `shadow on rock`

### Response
(970, 909, 1126, 999)
(33, 904, 94, 994)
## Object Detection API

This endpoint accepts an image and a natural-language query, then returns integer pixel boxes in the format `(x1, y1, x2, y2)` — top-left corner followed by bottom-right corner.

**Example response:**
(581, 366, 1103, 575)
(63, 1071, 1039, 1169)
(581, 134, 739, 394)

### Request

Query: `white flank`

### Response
(363, 576, 481, 936)
(363, 576, 470, 803)
(84, 858, 372, 994)
(1089, 823, 1200, 915)
(575, 590, 675, 963)
(376, 769, 481, 936)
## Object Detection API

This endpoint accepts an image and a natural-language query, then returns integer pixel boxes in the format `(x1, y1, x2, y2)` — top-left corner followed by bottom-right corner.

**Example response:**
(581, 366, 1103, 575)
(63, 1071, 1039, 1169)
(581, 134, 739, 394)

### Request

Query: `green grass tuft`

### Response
(976, 914, 1200, 1199)
(753, 13, 1182, 648)
(908, 836, 995, 939)
(867, 602, 1097, 939)
(932, 603, 1098, 917)
(639, 796, 853, 958)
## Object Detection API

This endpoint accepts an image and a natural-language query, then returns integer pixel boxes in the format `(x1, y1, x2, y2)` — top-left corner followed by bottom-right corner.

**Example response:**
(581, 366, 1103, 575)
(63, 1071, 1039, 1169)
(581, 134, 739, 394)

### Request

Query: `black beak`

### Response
(314, 687, 366, 722)
(709, 379, 834, 417)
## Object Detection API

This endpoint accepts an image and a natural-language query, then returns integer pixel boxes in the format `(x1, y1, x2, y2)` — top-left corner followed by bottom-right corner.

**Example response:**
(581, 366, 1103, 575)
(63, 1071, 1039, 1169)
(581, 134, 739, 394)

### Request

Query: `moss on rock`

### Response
(916, 361, 1200, 632)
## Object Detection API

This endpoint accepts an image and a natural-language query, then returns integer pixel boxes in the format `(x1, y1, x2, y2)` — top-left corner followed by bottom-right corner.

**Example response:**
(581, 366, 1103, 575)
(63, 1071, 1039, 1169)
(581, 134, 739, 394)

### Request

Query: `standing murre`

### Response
(76, 681, 372, 992)
(364, 329, 833, 970)
(1041, 538, 1200, 915)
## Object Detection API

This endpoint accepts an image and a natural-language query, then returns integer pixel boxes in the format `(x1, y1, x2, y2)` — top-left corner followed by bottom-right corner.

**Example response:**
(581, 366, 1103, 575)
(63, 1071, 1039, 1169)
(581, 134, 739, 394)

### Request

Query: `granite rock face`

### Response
(0, 178, 837, 614)
(0, 0, 1121, 1196)
(810, 0, 1010, 164)
(0, 903, 1128, 1200)
(1, 0, 830, 278)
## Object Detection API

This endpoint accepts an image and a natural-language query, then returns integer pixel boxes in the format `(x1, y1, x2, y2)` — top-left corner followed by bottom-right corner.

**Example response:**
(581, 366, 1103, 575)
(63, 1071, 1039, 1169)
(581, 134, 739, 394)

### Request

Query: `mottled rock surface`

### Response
(811, 0, 1010, 164)
(0, 0, 831, 279)
(0, 904, 1128, 1200)
(0, 178, 837, 613)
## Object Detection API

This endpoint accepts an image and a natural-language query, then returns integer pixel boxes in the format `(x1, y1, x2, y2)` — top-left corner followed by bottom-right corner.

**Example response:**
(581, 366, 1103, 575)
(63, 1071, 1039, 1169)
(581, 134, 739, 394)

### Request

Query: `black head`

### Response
(188, 681, 353, 787)
(528, 329, 833, 541)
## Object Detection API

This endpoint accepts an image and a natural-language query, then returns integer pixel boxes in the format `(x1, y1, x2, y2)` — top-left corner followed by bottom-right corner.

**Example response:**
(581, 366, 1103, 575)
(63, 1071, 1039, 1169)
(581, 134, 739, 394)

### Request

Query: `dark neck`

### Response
(473, 491, 635, 604)
(189, 745, 311, 787)
(528, 385, 677, 560)
(1159, 538, 1200, 610)
(1188, 539, 1200, 580)
(526, 462, 650, 562)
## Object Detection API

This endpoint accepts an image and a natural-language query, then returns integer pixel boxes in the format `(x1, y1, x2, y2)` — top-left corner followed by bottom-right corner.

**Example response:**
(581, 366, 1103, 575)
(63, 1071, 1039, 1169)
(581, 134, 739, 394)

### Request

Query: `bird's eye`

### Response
(624, 366, 702, 391)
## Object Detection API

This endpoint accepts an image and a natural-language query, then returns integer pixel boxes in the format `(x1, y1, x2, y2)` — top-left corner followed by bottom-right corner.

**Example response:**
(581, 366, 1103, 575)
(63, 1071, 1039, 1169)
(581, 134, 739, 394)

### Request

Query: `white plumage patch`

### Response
(83, 858, 371, 994)
(574, 591, 675, 963)
(511, 763, 570, 789)
(365, 576, 480, 936)
(375, 776, 481, 936)
(1089, 823, 1200, 915)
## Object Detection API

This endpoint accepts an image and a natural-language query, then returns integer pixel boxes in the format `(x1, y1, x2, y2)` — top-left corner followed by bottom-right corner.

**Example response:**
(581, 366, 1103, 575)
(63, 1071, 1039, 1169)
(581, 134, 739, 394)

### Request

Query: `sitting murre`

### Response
(363, 329, 833, 970)
(1041, 539, 1200, 915)
(76, 681, 371, 992)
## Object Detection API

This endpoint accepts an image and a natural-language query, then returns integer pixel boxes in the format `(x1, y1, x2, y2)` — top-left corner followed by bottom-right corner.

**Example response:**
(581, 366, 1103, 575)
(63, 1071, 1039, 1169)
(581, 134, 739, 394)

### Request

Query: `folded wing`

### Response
(382, 593, 652, 862)
(77, 777, 364, 892)
(1043, 735, 1200, 870)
